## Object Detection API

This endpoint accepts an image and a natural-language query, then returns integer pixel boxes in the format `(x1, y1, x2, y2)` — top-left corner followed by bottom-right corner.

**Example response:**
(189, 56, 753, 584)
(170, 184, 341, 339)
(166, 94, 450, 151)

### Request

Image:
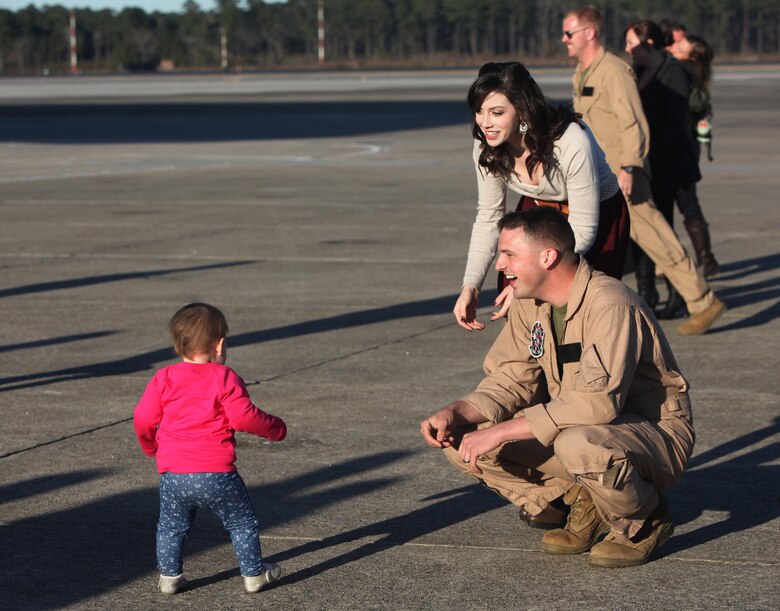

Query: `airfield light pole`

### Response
(220, 27, 228, 71)
(317, 0, 325, 65)
(69, 9, 78, 75)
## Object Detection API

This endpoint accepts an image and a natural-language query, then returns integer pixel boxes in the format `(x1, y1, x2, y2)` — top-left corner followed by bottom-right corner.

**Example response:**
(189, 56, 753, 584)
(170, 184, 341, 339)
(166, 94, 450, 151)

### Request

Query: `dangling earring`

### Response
(518, 120, 528, 135)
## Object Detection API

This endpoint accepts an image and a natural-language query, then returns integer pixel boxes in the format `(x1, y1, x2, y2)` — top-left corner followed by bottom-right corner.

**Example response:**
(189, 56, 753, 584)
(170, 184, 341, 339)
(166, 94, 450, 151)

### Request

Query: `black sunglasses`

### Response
(563, 27, 589, 39)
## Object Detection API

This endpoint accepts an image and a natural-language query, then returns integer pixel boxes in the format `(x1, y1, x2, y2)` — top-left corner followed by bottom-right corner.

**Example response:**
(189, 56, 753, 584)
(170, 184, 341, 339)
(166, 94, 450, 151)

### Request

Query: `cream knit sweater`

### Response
(462, 121, 618, 290)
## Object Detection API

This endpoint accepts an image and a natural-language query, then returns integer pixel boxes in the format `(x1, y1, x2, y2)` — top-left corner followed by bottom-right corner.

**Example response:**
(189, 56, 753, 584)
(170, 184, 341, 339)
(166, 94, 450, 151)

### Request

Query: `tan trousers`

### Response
(443, 407, 694, 538)
(627, 172, 714, 314)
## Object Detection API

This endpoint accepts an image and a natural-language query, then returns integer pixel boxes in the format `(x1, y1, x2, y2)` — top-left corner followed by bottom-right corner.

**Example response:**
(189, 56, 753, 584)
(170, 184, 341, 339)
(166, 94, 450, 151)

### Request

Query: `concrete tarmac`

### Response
(0, 67, 778, 609)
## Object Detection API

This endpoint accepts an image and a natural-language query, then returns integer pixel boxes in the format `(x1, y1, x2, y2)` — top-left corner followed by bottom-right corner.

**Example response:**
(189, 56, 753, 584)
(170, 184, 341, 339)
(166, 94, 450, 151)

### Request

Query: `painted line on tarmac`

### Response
(0, 418, 133, 459)
(1, 198, 365, 208)
(257, 537, 777, 567)
(1, 67, 777, 101)
(402, 542, 539, 553)
(644, 556, 778, 567)
(2, 198, 463, 211)
(333, 143, 388, 158)
(259, 320, 453, 383)
(0, 142, 388, 184)
(406, 542, 777, 566)
(183, 142, 388, 160)
(0, 156, 465, 183)
(0, 252, 452, 265)
(262, 535, 323, 542)
(0, 159, 289, 183)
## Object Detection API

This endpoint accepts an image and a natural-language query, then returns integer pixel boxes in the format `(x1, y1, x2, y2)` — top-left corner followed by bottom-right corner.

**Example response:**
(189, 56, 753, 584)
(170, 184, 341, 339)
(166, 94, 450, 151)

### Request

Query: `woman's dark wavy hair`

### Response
(684, 34, 714, 89)
(625, 20, 665, 50)
(467, 62, 580, 183)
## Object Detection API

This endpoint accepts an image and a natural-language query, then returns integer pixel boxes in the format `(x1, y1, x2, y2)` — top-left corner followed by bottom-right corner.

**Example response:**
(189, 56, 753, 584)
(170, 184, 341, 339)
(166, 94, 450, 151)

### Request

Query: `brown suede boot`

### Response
(589, 496, 674, 568)
(541, 485, 610, 554)
(677, 296, 726, 335)
(684, 218, 720, 278)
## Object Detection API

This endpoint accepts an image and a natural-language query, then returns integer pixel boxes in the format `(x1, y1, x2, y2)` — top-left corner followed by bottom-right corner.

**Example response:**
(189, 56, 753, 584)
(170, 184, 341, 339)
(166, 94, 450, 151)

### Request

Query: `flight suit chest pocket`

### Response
(574, 345, 610, 392)
(576, 87, 601, 115)
(561, 361, 580, 387)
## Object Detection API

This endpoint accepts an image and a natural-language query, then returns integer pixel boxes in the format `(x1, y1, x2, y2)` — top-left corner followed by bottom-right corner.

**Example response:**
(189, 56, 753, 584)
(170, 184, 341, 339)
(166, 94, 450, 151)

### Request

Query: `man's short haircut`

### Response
(566, 6, 604, 38)
(498, 207, 576, 255)
(169, 302, 229, 358)
(660, 19, 687, 46)
(660, 19, 687, 34)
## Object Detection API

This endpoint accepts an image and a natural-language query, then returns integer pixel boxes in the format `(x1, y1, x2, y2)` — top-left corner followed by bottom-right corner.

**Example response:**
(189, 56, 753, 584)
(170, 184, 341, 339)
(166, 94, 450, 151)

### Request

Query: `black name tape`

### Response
(557, 343, 582, 364)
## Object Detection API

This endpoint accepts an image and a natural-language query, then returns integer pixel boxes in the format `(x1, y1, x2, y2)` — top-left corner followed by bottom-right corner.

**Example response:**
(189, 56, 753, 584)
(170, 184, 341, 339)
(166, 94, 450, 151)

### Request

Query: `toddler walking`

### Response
(133, 303, 287, 595)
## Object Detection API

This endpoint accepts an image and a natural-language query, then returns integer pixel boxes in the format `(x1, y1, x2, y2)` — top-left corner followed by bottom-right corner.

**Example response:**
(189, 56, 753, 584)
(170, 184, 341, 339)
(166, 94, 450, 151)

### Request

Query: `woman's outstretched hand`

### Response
(453, 285, 484, 331)
(490, 285, 514, 321)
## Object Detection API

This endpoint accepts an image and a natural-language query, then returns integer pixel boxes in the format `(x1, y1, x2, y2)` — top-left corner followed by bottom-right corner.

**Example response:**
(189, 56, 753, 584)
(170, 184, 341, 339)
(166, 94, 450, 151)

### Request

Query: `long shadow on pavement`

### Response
(665, 251, 780, 333)
(0, 290, 497, 394)
(0, 450, 501, 608)
(707, 252, 780, 332)
(0, 331, 119, 354)
(0, 100, 471, 145)
(268, 484, 504, 587)
(0, 469, 108, 505)
(713, 252, 780, 283)
(710, 275, 780, 333)
(0, 260, 254, 299)
(663, 416, 780, 557)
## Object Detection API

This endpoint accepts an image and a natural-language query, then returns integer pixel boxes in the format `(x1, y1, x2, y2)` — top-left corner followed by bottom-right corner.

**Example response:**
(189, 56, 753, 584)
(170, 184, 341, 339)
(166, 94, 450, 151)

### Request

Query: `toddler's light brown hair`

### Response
(168, 303, 228, 358)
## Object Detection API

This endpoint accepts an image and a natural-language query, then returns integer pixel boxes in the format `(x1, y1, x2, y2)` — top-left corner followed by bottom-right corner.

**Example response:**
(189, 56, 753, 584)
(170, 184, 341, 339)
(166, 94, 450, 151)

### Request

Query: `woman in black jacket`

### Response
(673, 34, 720, 278)
(625, 20, 701, 318)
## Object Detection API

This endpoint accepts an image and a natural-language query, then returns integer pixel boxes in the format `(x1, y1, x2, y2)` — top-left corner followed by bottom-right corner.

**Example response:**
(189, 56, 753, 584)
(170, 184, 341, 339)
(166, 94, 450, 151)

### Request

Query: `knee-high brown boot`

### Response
(684, 218, 720, 278)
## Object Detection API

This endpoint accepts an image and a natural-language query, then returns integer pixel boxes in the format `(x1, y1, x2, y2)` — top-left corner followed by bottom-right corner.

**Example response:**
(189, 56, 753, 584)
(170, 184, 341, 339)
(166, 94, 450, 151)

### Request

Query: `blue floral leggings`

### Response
(157, 472, 263, 577)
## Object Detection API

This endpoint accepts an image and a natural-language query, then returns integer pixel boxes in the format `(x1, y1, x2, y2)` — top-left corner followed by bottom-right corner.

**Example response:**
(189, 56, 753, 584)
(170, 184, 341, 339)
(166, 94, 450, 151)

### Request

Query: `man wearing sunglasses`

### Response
(562, 6, 725, 336)
(563, 7, 647, 209)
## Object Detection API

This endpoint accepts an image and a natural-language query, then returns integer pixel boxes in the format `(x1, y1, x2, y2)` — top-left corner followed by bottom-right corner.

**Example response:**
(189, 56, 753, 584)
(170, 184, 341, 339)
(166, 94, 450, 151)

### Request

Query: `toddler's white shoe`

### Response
(243, 562, 281, 593)
(158, 574, 187, 595)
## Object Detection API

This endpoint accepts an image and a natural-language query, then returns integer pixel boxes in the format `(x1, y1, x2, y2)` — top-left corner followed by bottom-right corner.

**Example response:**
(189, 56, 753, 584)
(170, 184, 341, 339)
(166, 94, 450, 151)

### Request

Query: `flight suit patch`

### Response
(581, 86, 594, 96)
(528, 321, 545, 358)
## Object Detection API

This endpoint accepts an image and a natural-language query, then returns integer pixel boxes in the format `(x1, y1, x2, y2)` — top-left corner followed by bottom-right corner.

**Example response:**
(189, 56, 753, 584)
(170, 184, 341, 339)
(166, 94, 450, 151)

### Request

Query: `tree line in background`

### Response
(1, 0, 779, 74)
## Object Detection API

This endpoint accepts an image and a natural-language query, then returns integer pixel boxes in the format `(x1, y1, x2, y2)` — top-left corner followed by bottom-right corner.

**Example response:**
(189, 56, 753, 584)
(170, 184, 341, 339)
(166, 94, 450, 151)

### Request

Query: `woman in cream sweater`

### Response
(455, 62, 630, 331)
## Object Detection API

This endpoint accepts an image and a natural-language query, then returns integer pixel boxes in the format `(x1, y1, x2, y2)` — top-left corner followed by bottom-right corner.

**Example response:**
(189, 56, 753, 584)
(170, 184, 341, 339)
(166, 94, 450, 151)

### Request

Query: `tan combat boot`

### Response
(677, 296, 726, 335)
(588, 496, 674, 568)
(541, 484, 610, 554)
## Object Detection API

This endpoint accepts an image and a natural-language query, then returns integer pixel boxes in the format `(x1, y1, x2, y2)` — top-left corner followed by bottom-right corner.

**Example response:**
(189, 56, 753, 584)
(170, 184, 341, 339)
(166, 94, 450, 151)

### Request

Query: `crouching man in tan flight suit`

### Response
(421, 207, 694, 567)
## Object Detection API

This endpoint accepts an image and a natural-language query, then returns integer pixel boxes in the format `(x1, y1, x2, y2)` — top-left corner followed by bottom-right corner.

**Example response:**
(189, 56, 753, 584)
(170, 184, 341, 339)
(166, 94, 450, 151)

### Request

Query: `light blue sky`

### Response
(1, 1, 283, 13)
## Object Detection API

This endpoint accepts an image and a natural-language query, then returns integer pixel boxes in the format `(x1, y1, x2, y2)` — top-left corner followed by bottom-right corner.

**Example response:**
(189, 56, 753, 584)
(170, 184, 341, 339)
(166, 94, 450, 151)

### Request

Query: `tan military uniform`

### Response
(444, 259, 694, 537)
(572, 48, 715, 314)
